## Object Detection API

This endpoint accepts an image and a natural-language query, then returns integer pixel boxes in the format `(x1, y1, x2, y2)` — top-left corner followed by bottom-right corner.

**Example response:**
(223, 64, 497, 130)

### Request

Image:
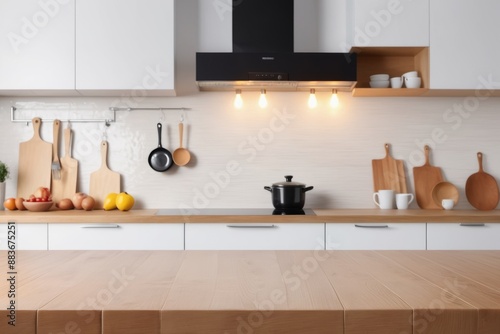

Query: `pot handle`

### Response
(304, 186, 314, 192)
(264, 186, 272, 192)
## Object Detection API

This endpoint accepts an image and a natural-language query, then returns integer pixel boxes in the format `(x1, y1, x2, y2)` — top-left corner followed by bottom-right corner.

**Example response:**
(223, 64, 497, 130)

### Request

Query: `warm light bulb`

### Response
(258, 89, 268, 108)
(234, 89, 243, 109)
(308, 89, 318, 109)
(330, 89, 339, 108)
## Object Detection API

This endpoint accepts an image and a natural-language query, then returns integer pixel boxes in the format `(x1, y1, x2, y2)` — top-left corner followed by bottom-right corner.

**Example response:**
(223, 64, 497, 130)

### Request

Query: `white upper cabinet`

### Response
(347, 0, 429, 47)
(0, 0, 174, 96)
(430, 0, 500, 89)
(76, 0, 175, 96)
(0, 0, 75, 94)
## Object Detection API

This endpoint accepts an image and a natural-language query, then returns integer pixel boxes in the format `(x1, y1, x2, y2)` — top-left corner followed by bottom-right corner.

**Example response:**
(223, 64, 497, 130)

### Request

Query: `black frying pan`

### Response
(148, 123, 173, 172)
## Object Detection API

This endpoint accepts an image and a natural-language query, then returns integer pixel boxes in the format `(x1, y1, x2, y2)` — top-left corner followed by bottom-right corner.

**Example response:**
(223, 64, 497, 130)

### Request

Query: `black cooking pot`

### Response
(264, 175, 314, 209)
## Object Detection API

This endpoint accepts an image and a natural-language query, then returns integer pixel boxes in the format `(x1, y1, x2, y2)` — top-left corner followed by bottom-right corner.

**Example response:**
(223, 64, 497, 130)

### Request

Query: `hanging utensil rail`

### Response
(11, 106, 191, 126)
(109, 107, 190, 111)
(11, 106, 117, 126)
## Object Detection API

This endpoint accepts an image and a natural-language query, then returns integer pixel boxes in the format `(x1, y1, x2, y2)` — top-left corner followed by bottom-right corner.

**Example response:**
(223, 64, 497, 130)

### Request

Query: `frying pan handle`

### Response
(157, 123, 163, 148)
(264, 186, 272, 192)
(304, 186, 314, 192)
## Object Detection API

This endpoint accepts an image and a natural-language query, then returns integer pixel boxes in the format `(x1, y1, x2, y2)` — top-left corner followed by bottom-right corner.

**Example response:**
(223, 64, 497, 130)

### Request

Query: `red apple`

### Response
(34, 187, 51, 199)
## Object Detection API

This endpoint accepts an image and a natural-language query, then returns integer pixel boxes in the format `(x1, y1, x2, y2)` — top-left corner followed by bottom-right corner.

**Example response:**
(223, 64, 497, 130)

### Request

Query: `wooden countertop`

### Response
(2, 208, 500, 223)
(1, 250, 499, 334)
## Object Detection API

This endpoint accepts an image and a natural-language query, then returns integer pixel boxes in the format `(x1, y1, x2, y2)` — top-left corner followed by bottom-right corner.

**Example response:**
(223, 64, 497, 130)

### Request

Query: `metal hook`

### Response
(101, 124, 108, 141)
(159, 110, 166, 123)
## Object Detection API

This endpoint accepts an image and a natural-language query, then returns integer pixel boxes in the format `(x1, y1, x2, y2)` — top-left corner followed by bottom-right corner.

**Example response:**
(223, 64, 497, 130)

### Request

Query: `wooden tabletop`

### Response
(1, 250, 499, 334)
(2, 208, 500, 223)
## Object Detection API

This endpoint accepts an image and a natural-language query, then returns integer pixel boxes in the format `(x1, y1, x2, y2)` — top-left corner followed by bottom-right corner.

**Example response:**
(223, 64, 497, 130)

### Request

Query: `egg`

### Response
(57, 198, 74, 210)
(15, 197, 26, 210)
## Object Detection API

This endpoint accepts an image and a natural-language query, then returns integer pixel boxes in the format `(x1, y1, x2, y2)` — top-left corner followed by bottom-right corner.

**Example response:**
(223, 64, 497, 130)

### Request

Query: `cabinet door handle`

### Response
(226, 224, 277, 228)
(80, 224, 120, 229)
(354, 224, 389, 228)
(459, 223, 485, 227)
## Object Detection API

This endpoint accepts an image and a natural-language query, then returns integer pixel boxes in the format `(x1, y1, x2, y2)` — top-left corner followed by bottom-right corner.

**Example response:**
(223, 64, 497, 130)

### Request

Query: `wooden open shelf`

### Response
(352, 87, 428, 97)
(351, 47, 430, 97)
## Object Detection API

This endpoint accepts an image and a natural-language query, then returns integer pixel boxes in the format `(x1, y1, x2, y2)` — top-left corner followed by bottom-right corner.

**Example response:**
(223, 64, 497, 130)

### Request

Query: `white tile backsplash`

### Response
(2, 92, 500, 210)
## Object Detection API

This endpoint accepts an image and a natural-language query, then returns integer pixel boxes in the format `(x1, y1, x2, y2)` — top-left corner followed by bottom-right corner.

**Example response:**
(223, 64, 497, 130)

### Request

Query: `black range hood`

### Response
(196, 0, 357, 91)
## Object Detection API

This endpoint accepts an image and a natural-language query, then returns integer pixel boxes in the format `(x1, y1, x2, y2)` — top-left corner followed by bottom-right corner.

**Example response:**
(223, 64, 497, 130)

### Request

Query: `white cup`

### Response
(396, 193, 414, 210)
(373, 190, 395, 209)
(390, 77, 403, 89)
(405, 76, 421, 88)
(442, 199, 454, 210)
(402, 70, 418, 78)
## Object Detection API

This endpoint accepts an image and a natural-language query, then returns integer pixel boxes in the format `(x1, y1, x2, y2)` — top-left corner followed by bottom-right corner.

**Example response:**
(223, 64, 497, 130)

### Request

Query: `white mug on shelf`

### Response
(396, 193, 414, 210)
(390, 77, 403, 89)
(373, 190, 395, 209)
(442, 199, 454, 210)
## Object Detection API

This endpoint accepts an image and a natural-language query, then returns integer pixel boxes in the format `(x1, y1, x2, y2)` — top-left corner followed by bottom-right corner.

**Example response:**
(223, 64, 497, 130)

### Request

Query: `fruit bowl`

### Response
(23, 201, 54, 212)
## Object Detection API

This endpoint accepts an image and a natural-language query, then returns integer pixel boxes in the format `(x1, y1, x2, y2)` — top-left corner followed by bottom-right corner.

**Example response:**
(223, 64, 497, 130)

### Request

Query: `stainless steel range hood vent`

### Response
(196, 0, 357, 92)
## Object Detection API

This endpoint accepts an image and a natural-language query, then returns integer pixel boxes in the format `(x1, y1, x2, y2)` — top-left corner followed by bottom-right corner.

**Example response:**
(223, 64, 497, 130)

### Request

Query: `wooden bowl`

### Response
(432, 182, 459, 209)
(23, 201, 54, 212)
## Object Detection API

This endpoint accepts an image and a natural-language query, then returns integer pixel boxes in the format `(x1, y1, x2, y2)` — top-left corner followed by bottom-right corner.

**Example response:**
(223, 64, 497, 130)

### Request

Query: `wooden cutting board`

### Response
(89, 141, 121, 209)
(59, 126, 79, 200)
(17, 117, 52, 198)
(465, 152, 500, 210)
(413, 145, 443, 209)
(372, 143, 407, 193)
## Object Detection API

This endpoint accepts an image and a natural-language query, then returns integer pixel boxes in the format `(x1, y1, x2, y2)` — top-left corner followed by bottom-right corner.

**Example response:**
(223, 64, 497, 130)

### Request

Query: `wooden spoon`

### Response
(172, 122, 191, 166)
(465, 152, 499, 210)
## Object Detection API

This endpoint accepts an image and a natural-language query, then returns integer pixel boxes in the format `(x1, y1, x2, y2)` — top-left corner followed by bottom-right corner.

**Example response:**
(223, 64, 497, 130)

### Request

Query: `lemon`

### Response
(103, 192, 118, 210)
(116, 192, 135, 211)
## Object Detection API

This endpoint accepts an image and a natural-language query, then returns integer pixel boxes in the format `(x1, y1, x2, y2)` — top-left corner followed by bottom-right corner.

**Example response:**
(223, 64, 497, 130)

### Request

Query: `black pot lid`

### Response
(272, 175, 306, 188)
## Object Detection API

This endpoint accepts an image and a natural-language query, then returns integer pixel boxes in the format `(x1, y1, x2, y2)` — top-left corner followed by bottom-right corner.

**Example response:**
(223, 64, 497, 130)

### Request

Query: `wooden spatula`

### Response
(89, 141, 121, 209)
(59, 125, 79, 199)
(372, 143, 407, 193)
(413, 145, 443, 209)
(17, 117, 52, 198)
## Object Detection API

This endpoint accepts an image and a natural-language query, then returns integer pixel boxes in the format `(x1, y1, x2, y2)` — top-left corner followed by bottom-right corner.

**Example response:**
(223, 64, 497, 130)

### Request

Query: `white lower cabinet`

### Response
(326, 223, 426, 250)
(0, 223, 48, 250)
(427, 223, 500, 250)
(48, 223, 184, 250)
(185, 223, 325, 250)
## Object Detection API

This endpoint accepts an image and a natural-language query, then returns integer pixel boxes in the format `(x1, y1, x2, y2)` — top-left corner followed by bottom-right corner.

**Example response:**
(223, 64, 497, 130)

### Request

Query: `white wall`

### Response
(3, 92, 500, 211)
(1, 0, 500, 211)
